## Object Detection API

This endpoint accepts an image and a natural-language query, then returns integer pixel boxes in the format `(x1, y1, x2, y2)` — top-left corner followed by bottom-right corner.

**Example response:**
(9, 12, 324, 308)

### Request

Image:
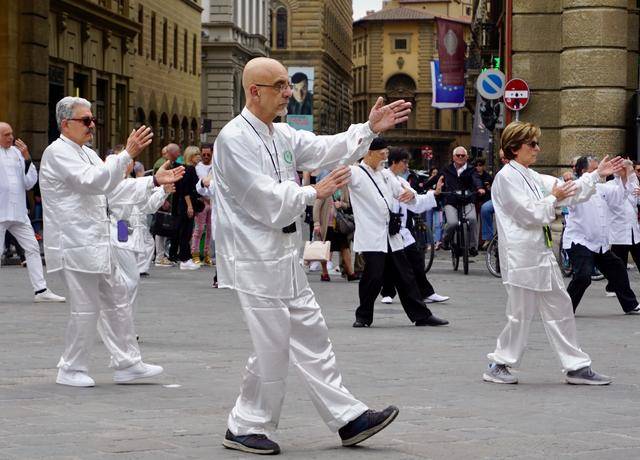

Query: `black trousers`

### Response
(355, 248, 432, 325)
(567, 243, 638, 313)
(605, 243, 640, 292)
(381, 243, 435, 299)
(169, 215, 194, 262)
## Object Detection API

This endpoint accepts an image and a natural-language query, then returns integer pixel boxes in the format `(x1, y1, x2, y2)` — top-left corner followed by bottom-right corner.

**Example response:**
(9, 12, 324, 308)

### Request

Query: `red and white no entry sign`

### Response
(504, 78, 530, 111)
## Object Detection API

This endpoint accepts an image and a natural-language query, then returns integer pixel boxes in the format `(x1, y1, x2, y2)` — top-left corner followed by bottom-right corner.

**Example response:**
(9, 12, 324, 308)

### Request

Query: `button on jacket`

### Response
(213, 107, 376, 299)
(40, 135, 153, 274)
(0, 145, 38, 223)
(563, 176, 629, 253)
(493, 160, 600, 292)
(349, 163, 417, 253)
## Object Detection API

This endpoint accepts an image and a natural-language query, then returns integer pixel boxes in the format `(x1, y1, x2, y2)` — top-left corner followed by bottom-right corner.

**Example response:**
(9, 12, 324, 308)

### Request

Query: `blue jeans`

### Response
(480, 200, 494, 241)
(426, 209, 443, 243)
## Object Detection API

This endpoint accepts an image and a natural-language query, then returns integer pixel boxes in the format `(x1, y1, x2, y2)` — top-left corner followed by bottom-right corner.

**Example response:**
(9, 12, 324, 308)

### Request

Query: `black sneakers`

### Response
(338, 406, 400, 447)
(222, 429, 281, 455)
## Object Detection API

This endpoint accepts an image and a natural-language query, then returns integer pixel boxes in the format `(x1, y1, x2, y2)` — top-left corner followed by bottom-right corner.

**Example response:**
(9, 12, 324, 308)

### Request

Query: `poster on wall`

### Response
(286, 67, 314, 131)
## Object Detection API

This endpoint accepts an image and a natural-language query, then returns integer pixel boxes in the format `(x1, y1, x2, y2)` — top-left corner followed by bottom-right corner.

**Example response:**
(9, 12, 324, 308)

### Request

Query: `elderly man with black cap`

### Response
(347, 137, 449, 328)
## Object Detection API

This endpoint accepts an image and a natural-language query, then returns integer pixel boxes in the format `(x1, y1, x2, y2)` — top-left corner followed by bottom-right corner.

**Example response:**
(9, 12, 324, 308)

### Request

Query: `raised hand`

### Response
(434, 176, 445, 195)
(14, 139, 30, 160)
(155, 160, 185, 184)
(313, 165, 351, 200)
(162, 183, 176, 193)
(596, 155, 624, 178)
(397, 185, 415, 203)
(368, 97, 412, 134)
(125, 125, 153, 158)
(551, 180, 577, 201)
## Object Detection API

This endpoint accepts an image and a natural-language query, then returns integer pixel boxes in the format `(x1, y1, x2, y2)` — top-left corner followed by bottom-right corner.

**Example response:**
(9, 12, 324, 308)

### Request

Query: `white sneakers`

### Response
(56, 369, 95, 387)
(113, 362, 164, 383)
(425, 293, 450, 303)
(179, 260, 200, 270)
(605, 290, 616, 298)
(34, 289, 66, 303)
(381, 296, 394, 304)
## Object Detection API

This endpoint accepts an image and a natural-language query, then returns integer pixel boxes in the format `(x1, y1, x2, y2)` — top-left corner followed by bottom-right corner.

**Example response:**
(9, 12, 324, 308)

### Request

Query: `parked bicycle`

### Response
(410, 213, 436, 273)
(485, 233, 500, 278)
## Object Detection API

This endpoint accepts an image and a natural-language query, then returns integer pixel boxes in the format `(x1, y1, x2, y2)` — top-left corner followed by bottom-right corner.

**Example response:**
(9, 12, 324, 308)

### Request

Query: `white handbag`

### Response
(303, 241, 331, 262)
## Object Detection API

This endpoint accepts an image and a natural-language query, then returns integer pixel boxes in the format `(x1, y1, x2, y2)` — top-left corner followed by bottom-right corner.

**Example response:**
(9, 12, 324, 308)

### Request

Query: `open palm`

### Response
(368, 97, 412, 133)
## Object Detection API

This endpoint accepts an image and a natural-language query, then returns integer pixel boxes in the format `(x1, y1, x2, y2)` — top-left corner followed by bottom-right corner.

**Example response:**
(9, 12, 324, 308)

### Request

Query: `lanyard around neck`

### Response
(509, 163, 542, 200)
(240, 114, 281, 183)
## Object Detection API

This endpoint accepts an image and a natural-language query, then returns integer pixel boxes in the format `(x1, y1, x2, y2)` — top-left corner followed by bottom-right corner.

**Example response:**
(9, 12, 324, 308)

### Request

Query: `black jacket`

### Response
(440, 163, 483, 207)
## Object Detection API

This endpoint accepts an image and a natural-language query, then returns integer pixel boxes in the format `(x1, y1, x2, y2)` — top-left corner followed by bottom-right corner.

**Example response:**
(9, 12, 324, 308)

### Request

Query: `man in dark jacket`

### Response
(440, 146, 484, 255)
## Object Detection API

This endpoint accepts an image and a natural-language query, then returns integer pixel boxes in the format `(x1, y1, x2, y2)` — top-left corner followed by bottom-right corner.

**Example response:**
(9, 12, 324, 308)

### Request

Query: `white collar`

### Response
(241, 107, 273, 137)
(60, 134, 85, 150)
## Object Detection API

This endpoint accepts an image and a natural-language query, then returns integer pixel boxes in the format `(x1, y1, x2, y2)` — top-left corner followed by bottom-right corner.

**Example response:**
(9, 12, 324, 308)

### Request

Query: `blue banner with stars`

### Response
(431, 60, 465, 109)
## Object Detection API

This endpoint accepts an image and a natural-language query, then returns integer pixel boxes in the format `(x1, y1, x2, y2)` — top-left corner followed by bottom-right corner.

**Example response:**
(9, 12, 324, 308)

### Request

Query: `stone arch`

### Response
(385, 73, 417, 129)
(181, 116, 189, 147)
(159, 112, 169, 147)
(190, 118, 198, 145)
(135, 107, 146, 127)
(171, 114, 180, 144)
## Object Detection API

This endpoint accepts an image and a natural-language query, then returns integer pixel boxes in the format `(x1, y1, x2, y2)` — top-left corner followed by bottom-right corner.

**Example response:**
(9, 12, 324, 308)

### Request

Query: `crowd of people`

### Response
(2, 54, 640, 457)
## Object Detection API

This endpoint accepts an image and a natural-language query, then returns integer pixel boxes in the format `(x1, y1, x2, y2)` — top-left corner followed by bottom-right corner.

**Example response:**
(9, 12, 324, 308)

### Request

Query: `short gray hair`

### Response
(56, 97, 91, 129)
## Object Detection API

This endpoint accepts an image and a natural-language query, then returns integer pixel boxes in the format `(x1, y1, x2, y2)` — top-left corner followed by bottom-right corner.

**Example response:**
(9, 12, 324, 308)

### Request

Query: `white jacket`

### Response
(393, 174, 437, 248)
(213, 107, 376, 298)
(608, 174, 640, 246)
(0, 145, 38, 223)
(493, 161, 600, 292)
(40, 135, 154, 274)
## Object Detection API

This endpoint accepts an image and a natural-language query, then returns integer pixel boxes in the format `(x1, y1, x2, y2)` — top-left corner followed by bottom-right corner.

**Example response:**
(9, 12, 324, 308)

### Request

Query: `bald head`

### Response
(165, 143, 181, 161)
(242, 57, 292, 124)
(242, 57, 287, 92)
(0, 122, 14, 149)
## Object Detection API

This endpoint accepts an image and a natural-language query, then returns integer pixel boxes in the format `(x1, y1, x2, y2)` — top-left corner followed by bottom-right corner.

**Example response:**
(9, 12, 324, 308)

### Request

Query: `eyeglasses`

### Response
(526, 141, 540, 148)
(67, 117, 97, 127)
(255, 81, 294, 93)
(454, 154, 467, 158)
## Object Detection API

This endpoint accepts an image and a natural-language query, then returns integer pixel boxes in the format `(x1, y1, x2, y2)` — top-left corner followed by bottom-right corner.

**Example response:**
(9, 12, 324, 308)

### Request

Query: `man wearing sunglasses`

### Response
(215, 57, 412, 455)
(440, 146, 484, 256)
(40, 96, 185, 388)
(0, 122, 66, 303)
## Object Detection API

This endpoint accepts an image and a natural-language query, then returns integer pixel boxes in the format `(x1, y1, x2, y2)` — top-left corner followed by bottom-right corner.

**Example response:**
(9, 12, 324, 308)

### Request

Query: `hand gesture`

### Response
(368, 97, 412, 134)
(202, 177, 212, 188)
(125, 125, 153, 158)
(398, 185, 415, 203)
(434, 176, 445, 195)
(313, 165, 351, 200)
(14, 139, 29, 160)
(187, 205, 194, 219)
(162, 183, 175, 194)
(155, 160, 185, 184)
(478, 188, 486, 196)
(596, 155, 624, 179)
(551, 180, 577, 201)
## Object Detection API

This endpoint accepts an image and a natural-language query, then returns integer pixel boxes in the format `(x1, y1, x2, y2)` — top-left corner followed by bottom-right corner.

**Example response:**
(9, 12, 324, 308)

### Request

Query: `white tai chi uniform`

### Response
(214, 107, 375, 436)
(40, 135, 156, 372)
(131, 187, 168, 274)
(488, 160, 602, 372)
(0, 145, 47, 292)
(195, 177, 216, 252)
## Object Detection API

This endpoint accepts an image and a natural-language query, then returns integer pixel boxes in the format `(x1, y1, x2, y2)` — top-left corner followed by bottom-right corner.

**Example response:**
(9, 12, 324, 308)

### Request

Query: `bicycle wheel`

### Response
(462, 222, 470, 275)
(451, 229, 460, 271)
(557, 229, 573, 277)
(424, 226, 435, 273)
(485, 234, 501, 278)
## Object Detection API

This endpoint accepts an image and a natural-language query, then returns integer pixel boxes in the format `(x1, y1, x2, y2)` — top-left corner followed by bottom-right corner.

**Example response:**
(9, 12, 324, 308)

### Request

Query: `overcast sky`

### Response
(353, 0, 383, 20)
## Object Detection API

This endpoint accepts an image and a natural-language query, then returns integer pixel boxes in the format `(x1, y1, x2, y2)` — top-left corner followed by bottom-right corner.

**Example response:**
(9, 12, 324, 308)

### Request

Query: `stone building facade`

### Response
(0, 0, 201, 166)
(201, 0, 270, 143)
(270, 0, 354, 135)
(508, 0, 639, 167)
(353, 0, 473, 168)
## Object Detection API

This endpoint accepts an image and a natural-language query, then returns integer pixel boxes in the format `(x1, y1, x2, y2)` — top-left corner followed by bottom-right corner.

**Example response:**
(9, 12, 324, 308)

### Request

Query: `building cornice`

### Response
(51, 0, 141, 37)
(180, 0, 204, 13)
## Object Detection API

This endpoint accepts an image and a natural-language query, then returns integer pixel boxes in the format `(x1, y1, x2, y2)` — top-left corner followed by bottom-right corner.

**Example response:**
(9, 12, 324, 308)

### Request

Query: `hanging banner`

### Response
(436, 18, 466, 86)
(431, 60, 465, 109)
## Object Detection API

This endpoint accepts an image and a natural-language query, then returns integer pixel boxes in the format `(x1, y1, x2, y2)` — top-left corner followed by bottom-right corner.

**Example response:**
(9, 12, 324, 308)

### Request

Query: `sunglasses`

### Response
(67, 116, 97, 127)
(454, 154, 467, 158)
(526, 141, 540, 148)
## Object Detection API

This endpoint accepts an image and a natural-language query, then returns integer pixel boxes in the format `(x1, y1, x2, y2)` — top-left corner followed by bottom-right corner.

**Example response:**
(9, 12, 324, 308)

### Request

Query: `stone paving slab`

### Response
(2, 253, 640, 459)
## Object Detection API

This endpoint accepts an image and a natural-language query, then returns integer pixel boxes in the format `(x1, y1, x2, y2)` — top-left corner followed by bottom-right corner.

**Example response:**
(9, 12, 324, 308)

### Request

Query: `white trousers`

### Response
(57, 264, 141, 372)
(228, 283, 368, 437)
(488, 265, 592, 372)
(137, 231, 155, 273)
(0, 220, 46, 292)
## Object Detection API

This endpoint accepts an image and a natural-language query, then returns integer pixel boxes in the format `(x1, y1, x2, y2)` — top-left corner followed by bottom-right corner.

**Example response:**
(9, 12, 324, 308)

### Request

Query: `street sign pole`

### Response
(515, 111, 519, 122)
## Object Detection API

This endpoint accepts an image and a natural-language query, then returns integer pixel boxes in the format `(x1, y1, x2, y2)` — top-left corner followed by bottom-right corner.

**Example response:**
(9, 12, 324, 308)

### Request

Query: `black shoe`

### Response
(140, 272, 149, 277)
(415, 315, 449, 326)
(222, 429, 281, 455)
(339, 406, 399, 447)
(352, 320, 370, 328)
(469, 248, 478, 257)
(442, 241, 451, 251)
(346, 273, 361, 282)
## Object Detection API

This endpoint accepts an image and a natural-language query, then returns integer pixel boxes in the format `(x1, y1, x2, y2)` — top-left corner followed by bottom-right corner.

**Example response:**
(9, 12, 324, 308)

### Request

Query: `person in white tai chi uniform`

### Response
(40, 96, 184, 388)
(0, 122, 65, 303)
(482, 121, 622, 386)
(214, 57, 411, 455)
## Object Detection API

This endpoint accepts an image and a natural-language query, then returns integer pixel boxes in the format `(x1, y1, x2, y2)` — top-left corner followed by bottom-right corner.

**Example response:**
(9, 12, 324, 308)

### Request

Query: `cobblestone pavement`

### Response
(2, 253, 640, 459)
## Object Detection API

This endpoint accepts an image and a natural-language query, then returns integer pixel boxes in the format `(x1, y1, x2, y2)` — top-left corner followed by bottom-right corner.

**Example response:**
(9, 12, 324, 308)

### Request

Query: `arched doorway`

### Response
(190, 118, 198, 145)
(171, 114, 180, 144)
(385, 74, 417, 130)
(148, 110, 159, 164)
(181, 117, 189, 148)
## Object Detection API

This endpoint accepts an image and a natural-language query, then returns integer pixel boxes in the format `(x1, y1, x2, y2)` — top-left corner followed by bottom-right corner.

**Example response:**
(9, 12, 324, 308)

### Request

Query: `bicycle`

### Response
(410, 213, 435, 273)
(441, 190, 475, 275)
(485, 233, 500, 277)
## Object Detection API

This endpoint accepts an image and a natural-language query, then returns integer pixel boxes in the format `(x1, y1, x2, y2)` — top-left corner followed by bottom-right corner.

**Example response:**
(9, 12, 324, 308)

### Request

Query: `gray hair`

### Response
(56, 97, 91, 129)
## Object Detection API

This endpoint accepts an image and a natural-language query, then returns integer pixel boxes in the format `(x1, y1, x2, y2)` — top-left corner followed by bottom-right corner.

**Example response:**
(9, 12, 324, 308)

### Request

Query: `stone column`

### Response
(559, 0, 629, 161)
